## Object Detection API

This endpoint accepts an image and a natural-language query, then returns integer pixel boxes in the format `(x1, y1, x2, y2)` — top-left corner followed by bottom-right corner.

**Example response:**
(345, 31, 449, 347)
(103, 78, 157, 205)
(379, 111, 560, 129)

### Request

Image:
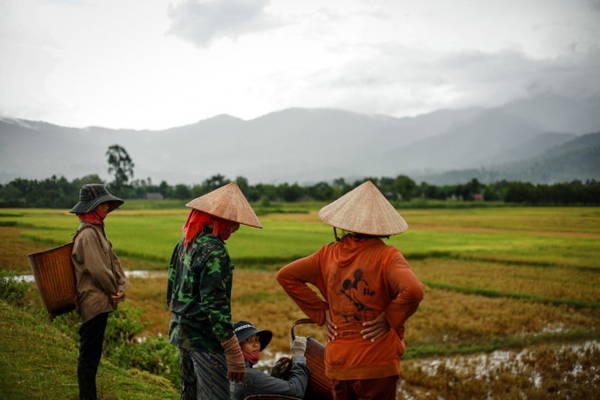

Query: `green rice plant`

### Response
(5, 206, 600, 270)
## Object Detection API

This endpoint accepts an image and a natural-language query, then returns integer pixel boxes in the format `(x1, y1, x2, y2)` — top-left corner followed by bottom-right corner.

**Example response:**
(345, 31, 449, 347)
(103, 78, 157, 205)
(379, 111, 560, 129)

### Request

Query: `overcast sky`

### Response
(1, 0, 599, 129)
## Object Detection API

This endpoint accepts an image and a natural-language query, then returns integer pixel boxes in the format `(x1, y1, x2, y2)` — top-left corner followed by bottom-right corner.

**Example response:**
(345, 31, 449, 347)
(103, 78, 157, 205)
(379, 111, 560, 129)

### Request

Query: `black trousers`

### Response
(78, 312, 109, 400)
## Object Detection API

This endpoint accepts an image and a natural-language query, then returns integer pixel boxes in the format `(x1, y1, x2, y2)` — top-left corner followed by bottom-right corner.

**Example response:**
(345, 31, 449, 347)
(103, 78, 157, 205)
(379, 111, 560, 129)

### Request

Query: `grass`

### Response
(403, 328, 600, 359)
(422, 281, 600, 309)
(2, 204, 600, 398)
(412, 258, 600, 303)
(2, 206, 600, 271)
(124, 272, 600, 355)
(0, 300, 178, 400)
(0, 226, 50, 273)
(405, 287, 600, 347)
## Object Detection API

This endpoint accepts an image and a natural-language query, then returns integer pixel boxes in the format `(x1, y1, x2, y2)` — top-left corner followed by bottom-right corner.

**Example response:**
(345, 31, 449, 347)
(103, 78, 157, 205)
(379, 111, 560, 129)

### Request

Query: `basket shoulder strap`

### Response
(73, 224, 102, 242)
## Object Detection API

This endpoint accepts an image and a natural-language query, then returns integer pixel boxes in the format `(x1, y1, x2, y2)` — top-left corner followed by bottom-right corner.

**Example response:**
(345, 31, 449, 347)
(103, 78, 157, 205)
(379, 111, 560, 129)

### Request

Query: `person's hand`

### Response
(360, 312, 390, 342)
(111, 290, 125, 307)
(324, 310, 338, 342)
(291, 336, 307, 358)
(221, 336, 246, 382)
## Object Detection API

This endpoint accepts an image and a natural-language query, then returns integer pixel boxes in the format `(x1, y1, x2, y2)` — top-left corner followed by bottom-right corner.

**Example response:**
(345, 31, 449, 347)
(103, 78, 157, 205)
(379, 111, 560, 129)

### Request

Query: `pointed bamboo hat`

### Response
(186, 182, 262, 229)
(318, 181, 408, 236)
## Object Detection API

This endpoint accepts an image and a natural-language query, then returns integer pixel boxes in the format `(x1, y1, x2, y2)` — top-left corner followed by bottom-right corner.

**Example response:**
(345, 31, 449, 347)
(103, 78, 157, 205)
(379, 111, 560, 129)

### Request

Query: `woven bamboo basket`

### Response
(291, 319, 334, 400)
(27, 242, 77, 319)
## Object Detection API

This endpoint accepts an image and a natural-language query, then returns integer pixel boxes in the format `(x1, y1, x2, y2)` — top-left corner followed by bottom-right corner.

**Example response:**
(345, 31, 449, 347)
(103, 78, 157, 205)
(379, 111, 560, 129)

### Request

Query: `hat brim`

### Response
(69, 194, 124, 214)
(257, 329, 273, 351)
(318, 181, 408, 236)
(185, 183, 263, 229)
(238, 327, 273, 351)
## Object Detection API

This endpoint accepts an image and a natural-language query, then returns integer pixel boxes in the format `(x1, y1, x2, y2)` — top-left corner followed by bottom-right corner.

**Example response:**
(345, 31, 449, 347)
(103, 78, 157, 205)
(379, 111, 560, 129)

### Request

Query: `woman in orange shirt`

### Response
(277, 181, 424, 400)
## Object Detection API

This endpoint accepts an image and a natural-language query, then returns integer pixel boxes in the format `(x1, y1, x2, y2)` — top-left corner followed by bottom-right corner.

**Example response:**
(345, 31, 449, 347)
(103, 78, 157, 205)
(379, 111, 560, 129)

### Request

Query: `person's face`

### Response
(225, 222, 240, 236)
(241, 334, 261, 353)
(96, 203, 110, 214)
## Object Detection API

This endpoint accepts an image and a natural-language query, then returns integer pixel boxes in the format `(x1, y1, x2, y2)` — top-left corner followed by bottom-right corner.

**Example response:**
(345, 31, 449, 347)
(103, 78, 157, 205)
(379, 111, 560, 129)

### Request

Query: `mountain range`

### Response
(1, 94, 599, 185)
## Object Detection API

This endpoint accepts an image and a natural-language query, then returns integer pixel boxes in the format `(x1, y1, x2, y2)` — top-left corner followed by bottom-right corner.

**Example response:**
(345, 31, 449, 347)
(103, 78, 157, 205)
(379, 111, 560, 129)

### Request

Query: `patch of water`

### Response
(6, 269, 167, 283)
(405, 340, 600, 388)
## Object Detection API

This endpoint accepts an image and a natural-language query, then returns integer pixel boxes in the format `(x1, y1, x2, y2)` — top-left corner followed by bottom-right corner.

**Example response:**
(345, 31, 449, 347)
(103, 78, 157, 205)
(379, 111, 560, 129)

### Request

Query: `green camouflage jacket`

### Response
(167, 229, 235, 352)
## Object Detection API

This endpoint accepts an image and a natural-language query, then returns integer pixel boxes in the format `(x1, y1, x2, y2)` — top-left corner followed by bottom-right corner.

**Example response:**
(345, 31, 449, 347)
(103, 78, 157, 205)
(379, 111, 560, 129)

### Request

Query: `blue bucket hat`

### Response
(233, 321, 272, 351)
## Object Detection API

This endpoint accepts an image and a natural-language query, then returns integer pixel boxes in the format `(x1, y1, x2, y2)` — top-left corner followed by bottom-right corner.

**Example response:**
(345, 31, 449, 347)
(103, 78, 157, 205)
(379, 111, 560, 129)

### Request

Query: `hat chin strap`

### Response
(333, 227, 340, 241)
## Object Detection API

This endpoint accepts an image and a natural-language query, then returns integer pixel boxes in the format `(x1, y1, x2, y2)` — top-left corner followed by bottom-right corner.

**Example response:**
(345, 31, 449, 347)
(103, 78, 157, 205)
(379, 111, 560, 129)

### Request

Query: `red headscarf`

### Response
(183, 209, 238, 248)
(77, 209, 108, 225)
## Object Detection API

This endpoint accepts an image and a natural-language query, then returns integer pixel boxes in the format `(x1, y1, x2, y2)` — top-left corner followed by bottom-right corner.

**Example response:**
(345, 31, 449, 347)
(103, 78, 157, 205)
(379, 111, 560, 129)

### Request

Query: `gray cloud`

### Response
(298, 44, 600, 116)
(167, 0, 280, 46)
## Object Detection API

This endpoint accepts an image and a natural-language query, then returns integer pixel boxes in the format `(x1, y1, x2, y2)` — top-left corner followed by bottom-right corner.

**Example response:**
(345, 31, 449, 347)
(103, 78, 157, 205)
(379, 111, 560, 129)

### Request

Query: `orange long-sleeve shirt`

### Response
(277, 235, 424, 380)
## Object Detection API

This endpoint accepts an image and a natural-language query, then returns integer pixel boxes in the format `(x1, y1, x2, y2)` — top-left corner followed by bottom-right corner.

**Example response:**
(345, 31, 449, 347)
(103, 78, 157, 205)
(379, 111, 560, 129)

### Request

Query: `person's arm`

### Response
(196, 245, 235, 342)
(361, 251, 424, 342)
(166, 241, 181, 307)
(196, 242, 245, 382)
(72, 229, 117, 295)
(112, 251, 127, 293)
(384, 252, 424, 334)
(109, 243, 127, 306)
(276, 251, 328, 325)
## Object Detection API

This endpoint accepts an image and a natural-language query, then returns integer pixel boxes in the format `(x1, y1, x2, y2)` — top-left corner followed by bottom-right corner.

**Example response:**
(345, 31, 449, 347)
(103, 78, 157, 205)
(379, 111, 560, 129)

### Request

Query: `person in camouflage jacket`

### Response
(168, 230, 235, 353)
(167, 183, 263, 400)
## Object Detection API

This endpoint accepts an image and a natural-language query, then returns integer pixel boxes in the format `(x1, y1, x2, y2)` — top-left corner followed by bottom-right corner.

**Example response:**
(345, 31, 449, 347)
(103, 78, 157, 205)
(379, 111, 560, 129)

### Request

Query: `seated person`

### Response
(230, 320, 309, 400)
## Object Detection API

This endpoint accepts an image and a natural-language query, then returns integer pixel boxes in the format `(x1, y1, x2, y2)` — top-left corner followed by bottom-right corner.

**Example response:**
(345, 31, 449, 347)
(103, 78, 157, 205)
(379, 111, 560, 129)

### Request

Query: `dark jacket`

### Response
(167, 231, 235, 352)
(230, 357, 309, 400)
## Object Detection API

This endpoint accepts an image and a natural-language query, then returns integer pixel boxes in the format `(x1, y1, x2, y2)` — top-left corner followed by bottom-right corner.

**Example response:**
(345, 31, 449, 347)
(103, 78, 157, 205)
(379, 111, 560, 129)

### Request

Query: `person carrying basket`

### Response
(70, 183, 127, 400)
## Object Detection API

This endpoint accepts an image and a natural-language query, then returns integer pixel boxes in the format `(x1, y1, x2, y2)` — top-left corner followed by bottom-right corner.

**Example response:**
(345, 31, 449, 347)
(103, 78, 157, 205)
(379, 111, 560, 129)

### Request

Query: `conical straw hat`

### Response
(318, 181, 408, 236)
(186, 182, 262, 229)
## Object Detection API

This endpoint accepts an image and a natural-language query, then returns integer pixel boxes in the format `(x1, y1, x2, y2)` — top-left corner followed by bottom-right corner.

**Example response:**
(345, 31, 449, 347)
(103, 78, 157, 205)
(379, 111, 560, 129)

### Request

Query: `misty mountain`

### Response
(496, 132, 576, 164)
(0, 107, 483, 184)
(498, 94, 600, 134)
(375, 110, 547, 173)
(417, 132, 600, 185)
(1, 94, 599, 184)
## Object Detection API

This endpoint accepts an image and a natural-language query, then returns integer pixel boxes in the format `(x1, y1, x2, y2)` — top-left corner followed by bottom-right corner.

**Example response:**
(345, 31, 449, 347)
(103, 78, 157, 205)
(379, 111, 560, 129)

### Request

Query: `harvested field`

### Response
(2, 205, 599, 398)
(412, 258, 600, 304)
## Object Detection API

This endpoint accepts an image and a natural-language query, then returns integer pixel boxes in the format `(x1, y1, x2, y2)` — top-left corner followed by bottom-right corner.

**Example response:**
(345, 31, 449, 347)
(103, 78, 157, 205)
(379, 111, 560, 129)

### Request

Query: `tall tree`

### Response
(106, 144, 134, 187)
(203, 174, 229, 192)
(394, 175, 416, 200)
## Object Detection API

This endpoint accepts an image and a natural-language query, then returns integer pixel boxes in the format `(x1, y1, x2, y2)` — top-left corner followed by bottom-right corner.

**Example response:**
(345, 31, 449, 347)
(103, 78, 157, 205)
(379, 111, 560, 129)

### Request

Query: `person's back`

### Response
(277, 234, 422, 381)
(277, 181, 424, 400)
(318, 235, 418, 379)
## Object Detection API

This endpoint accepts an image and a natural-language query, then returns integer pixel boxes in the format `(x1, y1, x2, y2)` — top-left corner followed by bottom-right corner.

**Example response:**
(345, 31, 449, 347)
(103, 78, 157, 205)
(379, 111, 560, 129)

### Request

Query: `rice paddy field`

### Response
(1, 204, 600, 399)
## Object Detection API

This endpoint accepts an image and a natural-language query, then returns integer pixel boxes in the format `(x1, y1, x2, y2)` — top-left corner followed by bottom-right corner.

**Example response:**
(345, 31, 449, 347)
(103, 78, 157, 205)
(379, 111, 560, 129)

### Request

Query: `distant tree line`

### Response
(1, 174, 599, 208)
